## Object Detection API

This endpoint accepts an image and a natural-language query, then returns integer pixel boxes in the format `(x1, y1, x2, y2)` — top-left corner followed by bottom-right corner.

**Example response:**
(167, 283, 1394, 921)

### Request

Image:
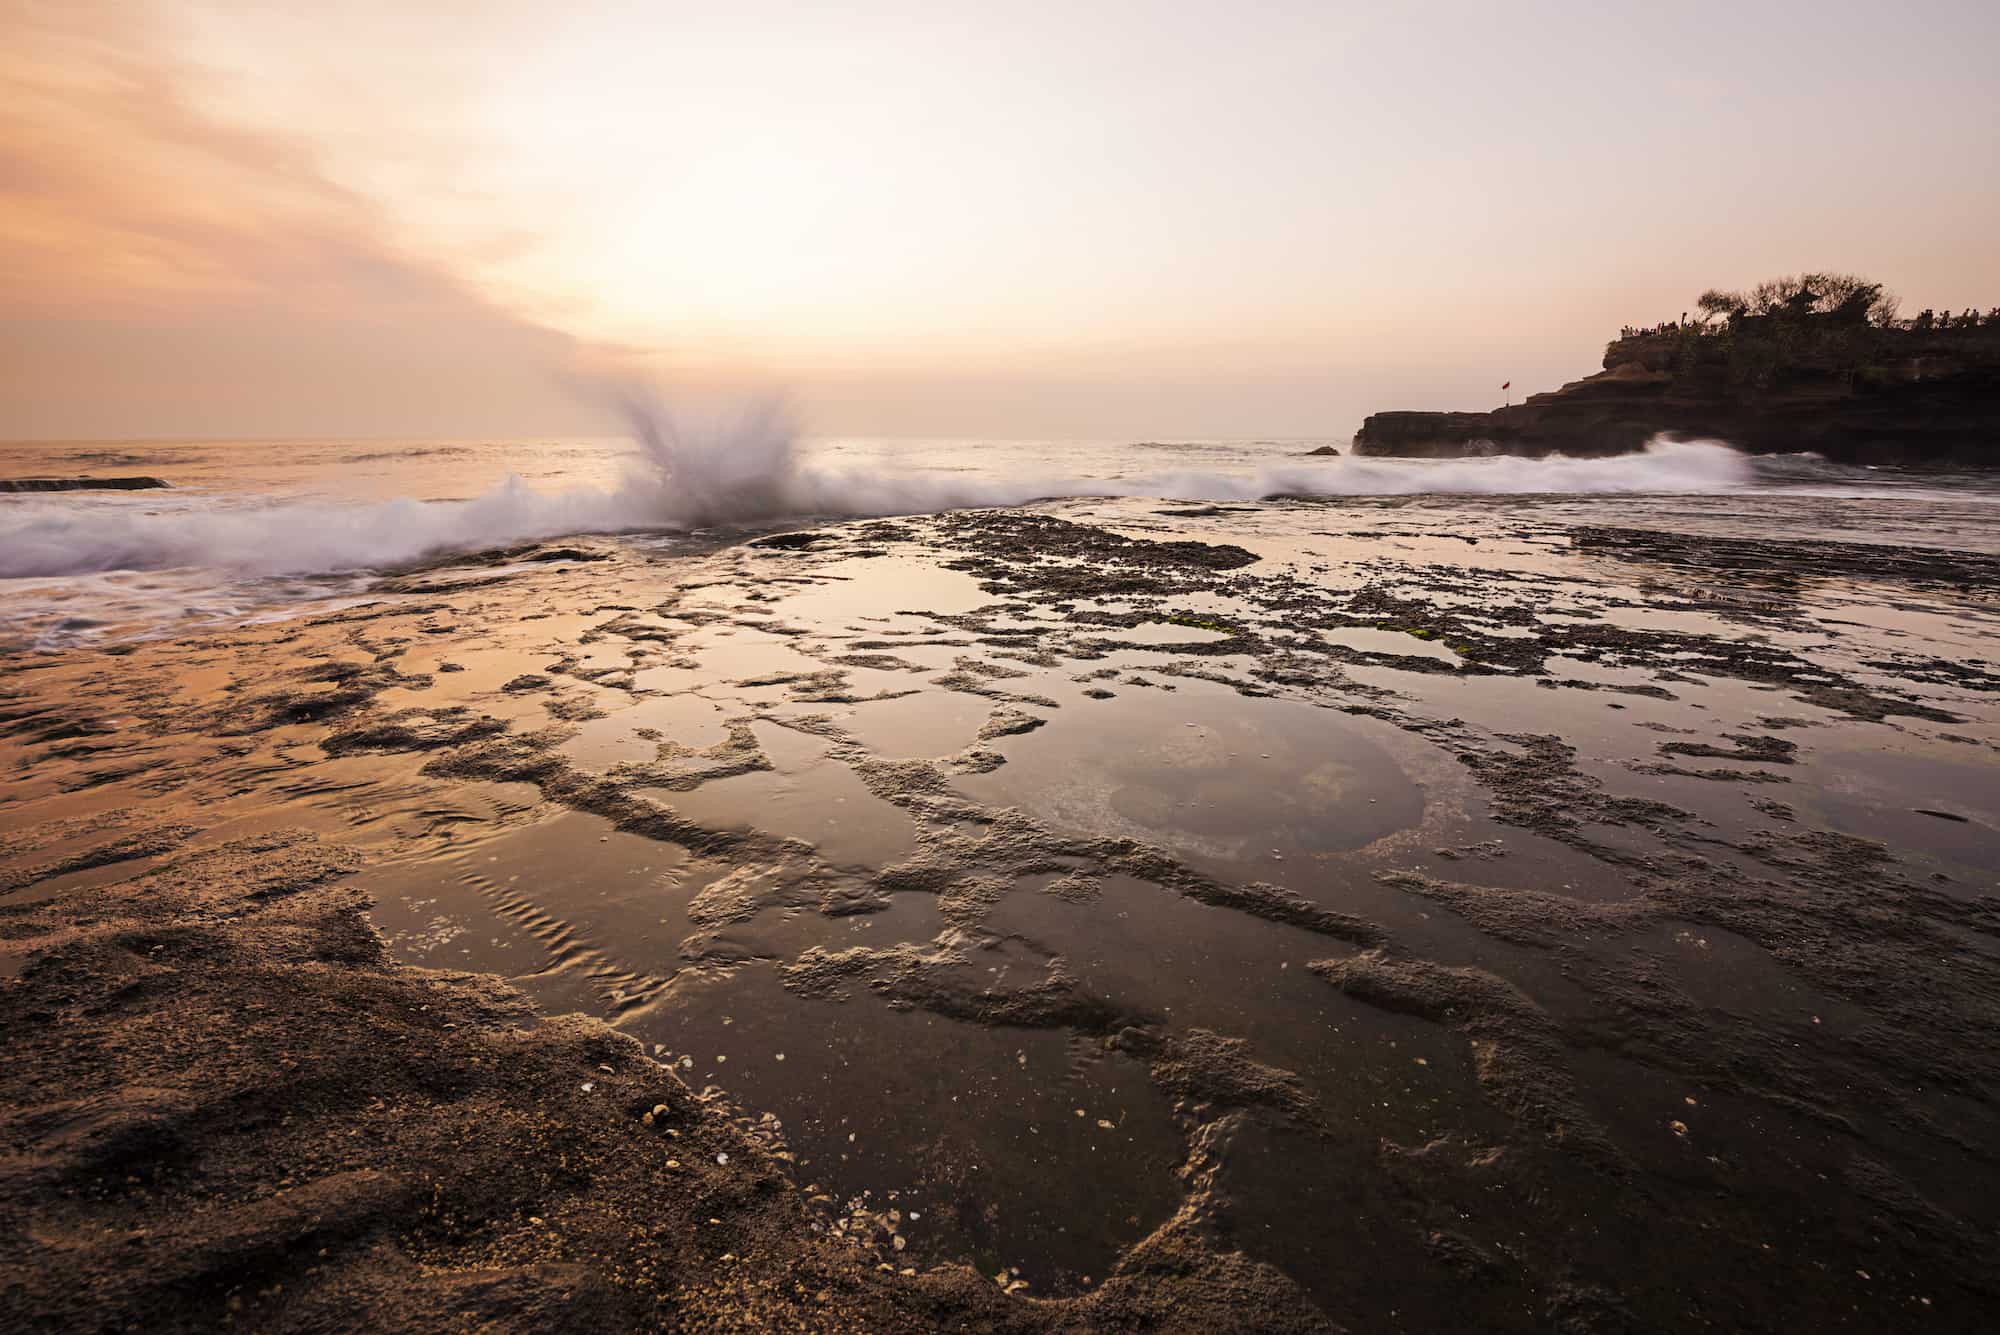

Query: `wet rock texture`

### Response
(3, 497, 1997, 1332)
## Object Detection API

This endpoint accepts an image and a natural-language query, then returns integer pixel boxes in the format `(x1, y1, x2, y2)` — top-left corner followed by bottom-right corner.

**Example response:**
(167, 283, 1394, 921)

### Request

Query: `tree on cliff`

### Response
(1696, 274, 1900, 327)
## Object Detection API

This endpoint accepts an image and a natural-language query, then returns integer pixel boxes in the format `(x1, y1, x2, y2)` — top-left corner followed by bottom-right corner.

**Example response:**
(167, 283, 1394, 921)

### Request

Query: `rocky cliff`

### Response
(1354, 317, 2000, 465)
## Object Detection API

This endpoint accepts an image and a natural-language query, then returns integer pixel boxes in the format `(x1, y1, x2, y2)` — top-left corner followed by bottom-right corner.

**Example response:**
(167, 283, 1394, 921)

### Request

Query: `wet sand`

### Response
(3, 496, 1997, 1332)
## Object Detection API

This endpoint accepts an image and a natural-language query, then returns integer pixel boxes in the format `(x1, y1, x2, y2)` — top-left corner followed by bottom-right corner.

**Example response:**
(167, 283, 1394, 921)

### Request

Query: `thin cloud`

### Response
(0, 1, 633, 438)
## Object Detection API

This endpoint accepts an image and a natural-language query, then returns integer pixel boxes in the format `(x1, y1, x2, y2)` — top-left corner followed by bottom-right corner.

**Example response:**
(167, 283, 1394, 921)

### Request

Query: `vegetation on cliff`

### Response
(1696, 272, 1905, 327)
(1610, 274, 1999, 395)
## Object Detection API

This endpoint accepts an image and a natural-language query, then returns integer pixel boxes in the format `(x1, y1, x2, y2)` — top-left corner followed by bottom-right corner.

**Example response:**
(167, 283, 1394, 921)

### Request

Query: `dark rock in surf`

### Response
(522, 546, 612, 563)
(749, 532, 830, 551)
(0, 476, 170, 493)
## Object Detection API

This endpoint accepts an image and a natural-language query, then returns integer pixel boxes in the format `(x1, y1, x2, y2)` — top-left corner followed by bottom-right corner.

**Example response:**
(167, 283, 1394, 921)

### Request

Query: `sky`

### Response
(3, 0, 1997, 441)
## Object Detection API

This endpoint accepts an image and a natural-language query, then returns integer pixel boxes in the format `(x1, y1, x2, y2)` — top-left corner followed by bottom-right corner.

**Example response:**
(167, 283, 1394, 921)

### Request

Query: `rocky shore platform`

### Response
(3, 493, 1997, 1332)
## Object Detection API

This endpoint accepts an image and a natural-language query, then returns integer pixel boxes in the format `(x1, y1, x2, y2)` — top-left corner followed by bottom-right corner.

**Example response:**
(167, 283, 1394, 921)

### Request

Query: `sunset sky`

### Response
(4, 0, 1997, 440)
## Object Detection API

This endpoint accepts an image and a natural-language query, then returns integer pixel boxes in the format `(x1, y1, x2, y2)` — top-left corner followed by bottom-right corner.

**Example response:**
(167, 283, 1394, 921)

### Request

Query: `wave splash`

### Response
(0, 403, 1755, 580)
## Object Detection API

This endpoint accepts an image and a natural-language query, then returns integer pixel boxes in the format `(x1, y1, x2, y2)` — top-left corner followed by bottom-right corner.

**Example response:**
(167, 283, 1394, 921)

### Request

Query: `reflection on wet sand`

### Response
(5, 493, 1997, 1330)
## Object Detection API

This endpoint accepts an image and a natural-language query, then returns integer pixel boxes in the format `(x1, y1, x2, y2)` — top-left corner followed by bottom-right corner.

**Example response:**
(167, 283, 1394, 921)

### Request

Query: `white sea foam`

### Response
(0, 400, 1755, 581)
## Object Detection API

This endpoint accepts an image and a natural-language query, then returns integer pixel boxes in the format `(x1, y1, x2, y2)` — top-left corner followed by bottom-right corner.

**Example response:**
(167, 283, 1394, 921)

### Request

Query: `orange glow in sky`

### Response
(4, 0, 1997, 438)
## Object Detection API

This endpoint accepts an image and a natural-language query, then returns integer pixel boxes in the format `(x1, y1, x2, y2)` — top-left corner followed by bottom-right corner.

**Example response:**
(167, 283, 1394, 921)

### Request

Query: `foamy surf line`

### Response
(0, 434, 1752, 580)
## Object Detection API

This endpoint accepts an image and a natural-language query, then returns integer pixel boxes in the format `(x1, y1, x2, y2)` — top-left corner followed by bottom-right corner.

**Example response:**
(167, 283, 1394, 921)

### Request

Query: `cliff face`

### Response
(1354, 319, 2000, 464)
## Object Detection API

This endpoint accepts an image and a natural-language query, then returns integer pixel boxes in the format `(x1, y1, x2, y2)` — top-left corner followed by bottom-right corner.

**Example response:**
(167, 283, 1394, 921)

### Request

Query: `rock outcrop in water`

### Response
(1355, 283, 2000, 464)
(0, 475, 169, 492)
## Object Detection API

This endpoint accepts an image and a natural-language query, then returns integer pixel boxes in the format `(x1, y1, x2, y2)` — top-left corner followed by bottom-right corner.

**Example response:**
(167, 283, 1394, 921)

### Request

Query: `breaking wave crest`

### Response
(0, 403, 1755, 580)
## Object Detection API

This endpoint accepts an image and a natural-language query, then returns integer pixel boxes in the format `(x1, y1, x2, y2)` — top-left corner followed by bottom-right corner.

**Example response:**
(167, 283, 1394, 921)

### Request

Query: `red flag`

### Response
(1501, 381, 1510, 390)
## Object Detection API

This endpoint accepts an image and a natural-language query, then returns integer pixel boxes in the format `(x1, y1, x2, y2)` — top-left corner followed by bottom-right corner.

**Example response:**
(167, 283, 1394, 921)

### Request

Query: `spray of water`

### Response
(0, 399, 1757, 581)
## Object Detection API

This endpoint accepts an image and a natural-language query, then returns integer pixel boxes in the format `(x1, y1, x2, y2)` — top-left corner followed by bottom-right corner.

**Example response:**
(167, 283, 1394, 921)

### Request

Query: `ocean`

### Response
(3, 424, 1998, 652)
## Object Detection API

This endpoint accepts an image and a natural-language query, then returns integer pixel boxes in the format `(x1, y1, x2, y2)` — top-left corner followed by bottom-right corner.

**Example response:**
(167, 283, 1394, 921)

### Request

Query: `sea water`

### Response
(3, 422, 1996, 650)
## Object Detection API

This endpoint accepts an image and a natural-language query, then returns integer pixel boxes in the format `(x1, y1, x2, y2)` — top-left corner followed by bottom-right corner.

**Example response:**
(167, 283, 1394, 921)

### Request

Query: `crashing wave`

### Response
(0, 401, 1755, 580)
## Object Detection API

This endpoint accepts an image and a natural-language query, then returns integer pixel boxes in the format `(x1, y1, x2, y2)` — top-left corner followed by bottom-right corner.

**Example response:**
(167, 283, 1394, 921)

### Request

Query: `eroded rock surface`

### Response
(3, 500, 1995, 1333)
